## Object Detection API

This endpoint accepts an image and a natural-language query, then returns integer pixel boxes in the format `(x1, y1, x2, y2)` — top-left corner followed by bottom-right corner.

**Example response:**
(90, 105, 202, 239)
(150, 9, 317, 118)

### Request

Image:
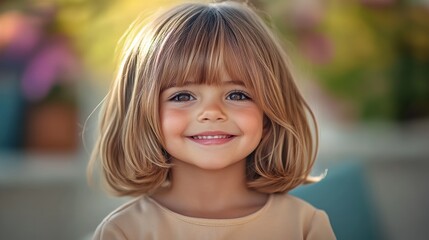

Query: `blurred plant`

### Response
(266, 0, 429, 122)
(0, 2, 80, 104)
(0, 2, 82, 151)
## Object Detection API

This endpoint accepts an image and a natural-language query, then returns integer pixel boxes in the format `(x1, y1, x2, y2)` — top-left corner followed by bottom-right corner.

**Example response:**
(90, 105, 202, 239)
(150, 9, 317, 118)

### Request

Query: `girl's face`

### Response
(160, 76, 264, 171)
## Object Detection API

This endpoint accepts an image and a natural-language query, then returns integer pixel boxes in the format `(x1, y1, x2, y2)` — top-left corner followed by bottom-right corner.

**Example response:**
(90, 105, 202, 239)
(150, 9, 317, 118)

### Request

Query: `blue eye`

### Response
(226, 91, 251, 101)
(169, 92, 195, 102)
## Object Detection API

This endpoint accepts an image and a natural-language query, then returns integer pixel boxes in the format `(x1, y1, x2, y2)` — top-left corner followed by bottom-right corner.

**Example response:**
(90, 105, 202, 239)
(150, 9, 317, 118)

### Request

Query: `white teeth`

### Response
(192, 135, 230, 140)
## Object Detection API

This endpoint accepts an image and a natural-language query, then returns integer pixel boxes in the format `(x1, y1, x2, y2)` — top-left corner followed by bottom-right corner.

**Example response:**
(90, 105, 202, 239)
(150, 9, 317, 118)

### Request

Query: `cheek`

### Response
(160, 108, 188, 137)
(235, 108, 264, 135)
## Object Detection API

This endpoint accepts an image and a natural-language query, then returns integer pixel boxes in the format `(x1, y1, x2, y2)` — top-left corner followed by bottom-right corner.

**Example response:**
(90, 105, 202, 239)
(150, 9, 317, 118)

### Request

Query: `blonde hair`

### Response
(88, 0, 319, 196)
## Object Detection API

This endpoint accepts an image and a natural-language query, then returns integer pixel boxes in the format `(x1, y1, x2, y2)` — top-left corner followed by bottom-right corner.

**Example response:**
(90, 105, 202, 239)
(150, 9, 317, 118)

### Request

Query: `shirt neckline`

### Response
(144, 194, 274, 227)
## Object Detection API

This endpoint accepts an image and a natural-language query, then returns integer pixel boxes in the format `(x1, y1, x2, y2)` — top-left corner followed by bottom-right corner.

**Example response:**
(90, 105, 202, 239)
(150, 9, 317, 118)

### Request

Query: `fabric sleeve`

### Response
(306, 210, 336, 240)
(92, 219, 127, 240)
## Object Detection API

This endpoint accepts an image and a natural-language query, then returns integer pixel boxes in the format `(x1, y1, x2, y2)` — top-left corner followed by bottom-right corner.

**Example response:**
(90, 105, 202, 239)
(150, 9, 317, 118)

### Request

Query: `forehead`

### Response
(157, 37, 256, 90)
(162, 65, 247, 88)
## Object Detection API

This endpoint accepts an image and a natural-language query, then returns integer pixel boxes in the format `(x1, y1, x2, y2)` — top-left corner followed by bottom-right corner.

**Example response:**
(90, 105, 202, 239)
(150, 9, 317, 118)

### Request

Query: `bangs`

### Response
(156, 4, 260, 91)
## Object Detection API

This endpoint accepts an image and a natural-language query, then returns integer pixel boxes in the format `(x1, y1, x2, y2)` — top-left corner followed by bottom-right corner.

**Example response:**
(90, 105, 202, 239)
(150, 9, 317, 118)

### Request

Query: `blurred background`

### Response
(0, 0, 428, 239)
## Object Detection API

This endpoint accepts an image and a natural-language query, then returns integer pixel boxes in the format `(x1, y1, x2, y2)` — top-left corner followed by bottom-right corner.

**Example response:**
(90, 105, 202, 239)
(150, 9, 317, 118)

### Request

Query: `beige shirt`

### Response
(93, 193, 336, 240)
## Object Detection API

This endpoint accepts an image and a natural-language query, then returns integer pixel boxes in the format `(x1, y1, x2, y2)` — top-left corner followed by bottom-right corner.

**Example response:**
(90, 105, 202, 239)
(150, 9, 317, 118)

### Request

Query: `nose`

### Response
(197, 100, 227, 122)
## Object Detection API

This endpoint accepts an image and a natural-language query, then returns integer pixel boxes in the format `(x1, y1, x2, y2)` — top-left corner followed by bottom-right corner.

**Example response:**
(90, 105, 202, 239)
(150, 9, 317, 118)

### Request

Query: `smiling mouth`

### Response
(191, 135, 233, 140)
(188, 134, 236, 145)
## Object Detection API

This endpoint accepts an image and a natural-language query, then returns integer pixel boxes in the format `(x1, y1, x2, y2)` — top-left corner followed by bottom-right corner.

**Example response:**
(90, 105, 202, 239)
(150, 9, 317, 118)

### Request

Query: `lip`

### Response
(187, 131, 236, 145)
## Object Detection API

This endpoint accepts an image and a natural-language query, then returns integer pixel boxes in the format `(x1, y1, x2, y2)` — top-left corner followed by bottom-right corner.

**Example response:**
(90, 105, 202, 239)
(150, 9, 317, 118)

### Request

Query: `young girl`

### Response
(89, 1, 336, 239)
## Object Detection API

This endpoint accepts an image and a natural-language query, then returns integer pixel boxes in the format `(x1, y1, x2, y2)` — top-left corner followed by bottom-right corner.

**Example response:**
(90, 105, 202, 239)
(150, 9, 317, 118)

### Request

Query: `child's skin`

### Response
(152, 71, 268, 219)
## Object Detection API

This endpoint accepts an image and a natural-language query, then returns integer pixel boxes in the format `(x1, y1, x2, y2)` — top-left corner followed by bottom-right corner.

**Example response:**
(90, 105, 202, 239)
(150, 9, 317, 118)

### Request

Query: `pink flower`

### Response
(21, 37, 80, 101)
(0, 11, 44, 60)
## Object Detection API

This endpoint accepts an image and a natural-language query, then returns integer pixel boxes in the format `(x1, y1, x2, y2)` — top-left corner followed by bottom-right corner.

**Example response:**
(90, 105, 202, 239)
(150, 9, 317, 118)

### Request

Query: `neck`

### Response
(171, 159, 250, 206)
(151, 159, 268, 218)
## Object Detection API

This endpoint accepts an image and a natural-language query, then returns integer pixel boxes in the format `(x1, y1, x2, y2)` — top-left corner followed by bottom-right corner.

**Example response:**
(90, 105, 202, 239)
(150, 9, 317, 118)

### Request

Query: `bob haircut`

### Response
(89, 0, 319, 196)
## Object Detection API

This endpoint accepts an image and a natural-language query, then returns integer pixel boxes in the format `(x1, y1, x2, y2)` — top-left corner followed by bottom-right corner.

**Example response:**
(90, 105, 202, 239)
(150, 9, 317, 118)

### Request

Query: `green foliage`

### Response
(267, 0, 429, 122)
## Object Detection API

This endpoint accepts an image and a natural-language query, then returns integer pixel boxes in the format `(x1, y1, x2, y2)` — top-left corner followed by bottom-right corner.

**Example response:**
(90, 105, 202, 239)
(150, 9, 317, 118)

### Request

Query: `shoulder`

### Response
(271, 192, 318, 215)
(271, 193, 336, 239)
(92, 196, 154, 240)
(271, 193, 317, 224)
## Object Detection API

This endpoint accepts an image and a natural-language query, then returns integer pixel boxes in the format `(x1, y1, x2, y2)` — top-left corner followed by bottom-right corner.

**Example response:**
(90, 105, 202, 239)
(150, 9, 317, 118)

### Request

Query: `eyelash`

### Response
(226, 90, 251, 101)
(168, 90, 251, 102)
(168, 91, 195, 102)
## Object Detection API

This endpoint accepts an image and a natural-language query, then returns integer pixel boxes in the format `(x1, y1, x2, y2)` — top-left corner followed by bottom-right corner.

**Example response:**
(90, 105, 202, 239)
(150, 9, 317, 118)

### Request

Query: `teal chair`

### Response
(290, 161, 383, 240)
